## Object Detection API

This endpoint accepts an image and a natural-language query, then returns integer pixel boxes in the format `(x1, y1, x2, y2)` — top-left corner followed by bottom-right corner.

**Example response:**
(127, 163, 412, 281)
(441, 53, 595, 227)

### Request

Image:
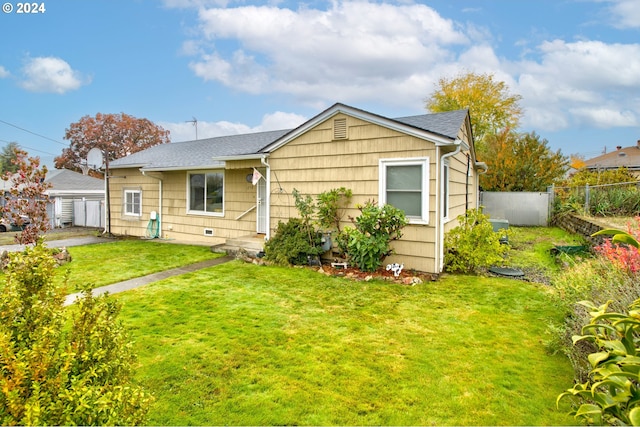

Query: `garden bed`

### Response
(315, 262, 438, 284)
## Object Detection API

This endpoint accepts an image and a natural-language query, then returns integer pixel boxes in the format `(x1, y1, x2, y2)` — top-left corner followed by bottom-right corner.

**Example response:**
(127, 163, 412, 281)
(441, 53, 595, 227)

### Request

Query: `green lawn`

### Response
(116, 261, 576, 425)
(57, 240, 223, 291)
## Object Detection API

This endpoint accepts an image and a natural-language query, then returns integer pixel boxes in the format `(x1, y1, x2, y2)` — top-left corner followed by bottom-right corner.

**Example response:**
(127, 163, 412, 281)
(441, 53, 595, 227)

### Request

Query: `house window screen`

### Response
(189, 172, 224, 214)
(379, 157, 429, 223)
(386, 165, 422, 217)
(124, 189, 141, 216)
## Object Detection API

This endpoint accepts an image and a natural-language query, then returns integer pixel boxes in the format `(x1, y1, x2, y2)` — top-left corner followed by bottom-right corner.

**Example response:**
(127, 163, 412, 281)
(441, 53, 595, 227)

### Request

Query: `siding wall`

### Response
(108, 113, 478, 273)
(109, 164, 262, 245)
(268, 113, 441, 272)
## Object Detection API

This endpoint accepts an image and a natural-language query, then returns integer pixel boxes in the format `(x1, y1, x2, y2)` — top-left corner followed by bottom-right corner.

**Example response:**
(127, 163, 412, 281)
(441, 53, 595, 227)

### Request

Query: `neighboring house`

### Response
(583, 141, 640, 176)
(108, 103, 485, 273)
(45, 168, 105, 228)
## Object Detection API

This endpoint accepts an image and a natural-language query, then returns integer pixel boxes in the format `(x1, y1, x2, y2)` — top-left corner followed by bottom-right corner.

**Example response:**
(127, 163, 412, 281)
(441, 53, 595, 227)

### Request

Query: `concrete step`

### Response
(211, 235, 265, 257)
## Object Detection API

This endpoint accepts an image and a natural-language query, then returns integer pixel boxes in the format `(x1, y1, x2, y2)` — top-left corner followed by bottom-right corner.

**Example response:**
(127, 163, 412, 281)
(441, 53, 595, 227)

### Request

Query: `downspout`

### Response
(437, 139, 462, 273)
(260, 156, 271, 239)
(141, 170, 163, 238)
(475, 161, 488, 209)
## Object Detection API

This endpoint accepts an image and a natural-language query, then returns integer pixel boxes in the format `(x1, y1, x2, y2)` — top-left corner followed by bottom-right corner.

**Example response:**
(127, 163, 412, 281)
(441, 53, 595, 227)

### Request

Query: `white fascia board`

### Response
(263, 104, 455, 153)
(213, 154, 267, 162)
(141, 163, 225, 172)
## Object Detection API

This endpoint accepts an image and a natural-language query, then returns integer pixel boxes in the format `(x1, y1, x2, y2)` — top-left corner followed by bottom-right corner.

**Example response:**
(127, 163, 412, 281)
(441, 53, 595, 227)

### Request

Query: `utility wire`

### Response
(0, 137, 59, 156)
(0, 119, 67, 146)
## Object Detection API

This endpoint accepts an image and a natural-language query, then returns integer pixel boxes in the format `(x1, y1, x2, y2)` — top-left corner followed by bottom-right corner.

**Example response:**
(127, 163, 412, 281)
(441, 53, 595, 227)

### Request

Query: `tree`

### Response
(0, 142, 20, 174)
(0, 242, 153, 425)
(426, 71, 523, 154)
(55, 113, 170, 176)
(1, 148, 51, 245)
(480, 129, 568, 191)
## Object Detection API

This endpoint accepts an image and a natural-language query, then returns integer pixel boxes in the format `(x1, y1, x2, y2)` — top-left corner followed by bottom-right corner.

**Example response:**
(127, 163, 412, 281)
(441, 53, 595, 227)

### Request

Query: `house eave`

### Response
(139, 164, 226, 172)
(213, 154, 268, 162)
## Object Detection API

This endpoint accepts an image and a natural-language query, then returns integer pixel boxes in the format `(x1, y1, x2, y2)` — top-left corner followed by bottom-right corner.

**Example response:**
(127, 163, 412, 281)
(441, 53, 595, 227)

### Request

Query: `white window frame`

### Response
(186, 170, 225, 217)
(123, 188, 142, 217)
(443, 160, 450, 221)
(379, 157, 429, 224)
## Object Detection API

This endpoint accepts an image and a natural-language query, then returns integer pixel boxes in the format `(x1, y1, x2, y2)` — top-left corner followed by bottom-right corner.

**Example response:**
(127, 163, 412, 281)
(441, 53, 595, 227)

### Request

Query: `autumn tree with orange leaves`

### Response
(55, 113, 170, 176)
(480, 129, 568, 191)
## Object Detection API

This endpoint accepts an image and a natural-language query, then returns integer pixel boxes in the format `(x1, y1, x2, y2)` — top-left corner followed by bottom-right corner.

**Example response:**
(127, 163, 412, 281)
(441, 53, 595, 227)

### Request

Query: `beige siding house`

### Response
(108, 103, 485, 273)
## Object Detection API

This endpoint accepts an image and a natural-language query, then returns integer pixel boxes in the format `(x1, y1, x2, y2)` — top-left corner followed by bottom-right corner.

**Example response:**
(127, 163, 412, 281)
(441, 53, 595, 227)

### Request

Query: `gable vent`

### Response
(333, 118, 347, 140)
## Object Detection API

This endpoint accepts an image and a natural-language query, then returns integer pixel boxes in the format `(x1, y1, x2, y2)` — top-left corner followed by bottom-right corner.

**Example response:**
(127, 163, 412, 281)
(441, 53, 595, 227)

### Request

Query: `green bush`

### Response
(264, 218, 323, 266)
(0, 241, 152, 425)
(443, 208, 509, 274)
(336, 202, 407, 272)
(558, 299, 640, 426)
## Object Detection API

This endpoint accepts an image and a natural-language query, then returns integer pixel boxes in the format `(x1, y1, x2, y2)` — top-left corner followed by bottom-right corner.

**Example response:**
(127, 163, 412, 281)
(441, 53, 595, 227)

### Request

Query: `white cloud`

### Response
(607, 0, 640, 29)
(19, 56, 89, 94)
(176, 0, 640, 135)
(0, 66, 9, 78)
(160, 111, 306, 142)
(515, 39, 640, 130)
(187, 1, 467, 108)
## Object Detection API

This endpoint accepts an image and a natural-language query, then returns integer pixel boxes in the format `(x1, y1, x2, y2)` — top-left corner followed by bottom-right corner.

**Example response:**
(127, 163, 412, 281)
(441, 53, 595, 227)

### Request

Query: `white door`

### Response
(256, 175, 267, 234)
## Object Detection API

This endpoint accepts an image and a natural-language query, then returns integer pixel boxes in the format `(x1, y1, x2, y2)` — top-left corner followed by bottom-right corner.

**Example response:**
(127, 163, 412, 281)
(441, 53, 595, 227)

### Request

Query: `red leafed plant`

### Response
(594, 217, 640, 273)
(1, 148, 51, 245)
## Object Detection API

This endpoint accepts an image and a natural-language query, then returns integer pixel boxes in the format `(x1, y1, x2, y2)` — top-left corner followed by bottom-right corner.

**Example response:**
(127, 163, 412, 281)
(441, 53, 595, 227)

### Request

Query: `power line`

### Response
(0, 137, 59, 157)
(0, 119, 67, 146)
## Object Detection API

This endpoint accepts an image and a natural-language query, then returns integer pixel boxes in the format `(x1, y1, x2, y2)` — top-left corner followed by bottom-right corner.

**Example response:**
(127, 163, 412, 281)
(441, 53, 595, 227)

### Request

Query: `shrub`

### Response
(552, 223, 640, 382)
(316, 187, 352, 232)
(264, 218, 323, 266)
(558, 299, 640, 426)
(443, 208, 509, 274)
(0, 241, 152, 425)
(594, 218, 640, 274)
(336, 202, 407, 272)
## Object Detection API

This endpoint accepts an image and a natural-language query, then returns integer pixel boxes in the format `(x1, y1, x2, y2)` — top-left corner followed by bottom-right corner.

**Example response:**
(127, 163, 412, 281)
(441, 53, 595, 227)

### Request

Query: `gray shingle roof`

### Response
(110, 129, 292, 170)
(393, 109, 469, 140)
(45, 168, 104, 192)
(110, 105, 469, 171)
(584, 145, 640, 170)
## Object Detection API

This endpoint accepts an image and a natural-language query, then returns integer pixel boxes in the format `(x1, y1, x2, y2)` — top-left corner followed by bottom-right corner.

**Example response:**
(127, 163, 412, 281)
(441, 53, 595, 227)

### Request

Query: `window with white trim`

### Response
(379, 158, 429, 223)
(188, 171, 224, 215)
(123, 189, 142, 217)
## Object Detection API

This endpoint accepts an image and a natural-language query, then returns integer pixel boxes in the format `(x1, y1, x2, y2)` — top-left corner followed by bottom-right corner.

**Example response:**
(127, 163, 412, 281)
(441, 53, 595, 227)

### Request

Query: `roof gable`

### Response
(261, 103, 467, 154)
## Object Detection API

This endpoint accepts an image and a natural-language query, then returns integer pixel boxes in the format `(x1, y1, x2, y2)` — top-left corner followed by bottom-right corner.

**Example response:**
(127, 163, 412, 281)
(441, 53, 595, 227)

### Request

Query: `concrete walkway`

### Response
(64, 255, 234, 306)
(0, 235, 234, 306)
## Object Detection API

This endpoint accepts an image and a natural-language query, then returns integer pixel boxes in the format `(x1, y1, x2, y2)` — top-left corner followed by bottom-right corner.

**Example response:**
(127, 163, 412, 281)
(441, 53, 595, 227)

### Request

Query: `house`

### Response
(108, 103, 485, 273)
(45, 168, 105, 228)
(583, 141, 640, 177)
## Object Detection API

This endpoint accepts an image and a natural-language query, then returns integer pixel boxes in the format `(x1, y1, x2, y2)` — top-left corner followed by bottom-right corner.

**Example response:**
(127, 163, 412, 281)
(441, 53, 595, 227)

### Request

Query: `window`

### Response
(124, 189, 141, 216)
(379, 158, 429, 223)
(188, 171, 224, 215)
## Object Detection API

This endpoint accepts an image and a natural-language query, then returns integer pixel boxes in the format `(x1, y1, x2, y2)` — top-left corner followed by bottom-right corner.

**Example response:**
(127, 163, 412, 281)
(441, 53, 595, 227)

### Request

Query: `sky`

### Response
(1, 0, 639, 169)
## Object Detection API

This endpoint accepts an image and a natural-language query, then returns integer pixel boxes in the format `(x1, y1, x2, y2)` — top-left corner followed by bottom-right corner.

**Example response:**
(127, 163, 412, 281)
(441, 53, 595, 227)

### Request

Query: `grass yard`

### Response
(56, 240, 223, 291)
(116, 260, 576, 426)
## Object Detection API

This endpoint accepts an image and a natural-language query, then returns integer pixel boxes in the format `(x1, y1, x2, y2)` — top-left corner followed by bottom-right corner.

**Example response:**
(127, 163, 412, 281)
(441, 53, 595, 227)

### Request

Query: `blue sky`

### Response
(1, 0, 639, 168)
